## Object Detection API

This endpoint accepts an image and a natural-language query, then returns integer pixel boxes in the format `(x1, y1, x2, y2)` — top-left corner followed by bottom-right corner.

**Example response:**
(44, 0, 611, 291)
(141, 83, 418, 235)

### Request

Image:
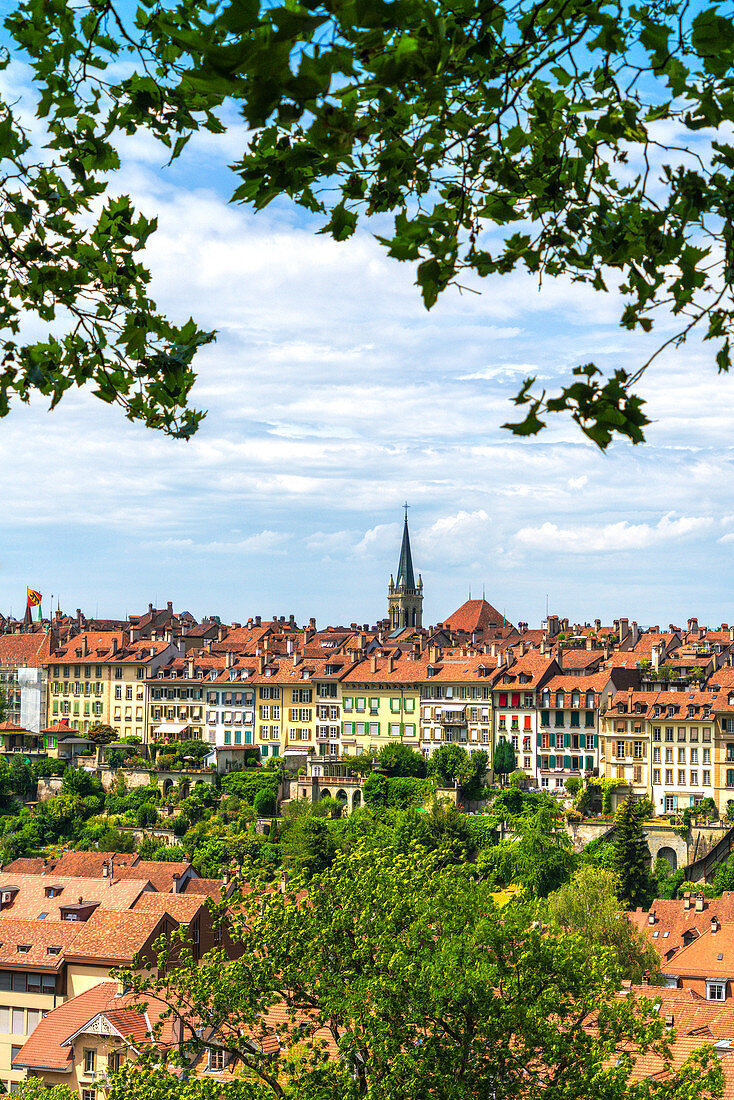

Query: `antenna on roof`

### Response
(546, 593, 549, 618)
(469, 587, 472, 600)
(482, 584, 486, 601)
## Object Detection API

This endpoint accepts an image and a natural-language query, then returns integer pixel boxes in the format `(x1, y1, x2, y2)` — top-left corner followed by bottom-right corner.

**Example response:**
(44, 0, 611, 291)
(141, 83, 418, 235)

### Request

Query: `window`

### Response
(690, 770, 698, 786)
(704, 769, 711, 785)
(678, 747, 686, 764)
(653, 747, 661, 763)
(12, 1009, 23, 1035)
(653, 769, 661, 784)
(84, 1048, 97, 1074)
(666, 769, 674, 785)
(678, 769, 686, 785)
(83, 1090, 96, 1100)
(208, 1049, 226, 1072)
(708, 981, 726, 1001)
(108, 1052, 121, 1074)
(691, 747, 698, 764)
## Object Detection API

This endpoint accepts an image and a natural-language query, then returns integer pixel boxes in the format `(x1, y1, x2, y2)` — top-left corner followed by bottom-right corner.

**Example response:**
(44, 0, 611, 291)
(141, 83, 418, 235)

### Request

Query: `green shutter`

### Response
(549, 754, 556, 768)
(564, 755, 571, 769)
(537, 733, 542, 747)
(594, 734, 599, 748)
(549, 732, 556, 747)
(541, 709, 550, 727)
(579, 733, 586, 748)
(585, 710, 594, 727)
(564, 733, 571, 748)
(586, 756, 593, 771)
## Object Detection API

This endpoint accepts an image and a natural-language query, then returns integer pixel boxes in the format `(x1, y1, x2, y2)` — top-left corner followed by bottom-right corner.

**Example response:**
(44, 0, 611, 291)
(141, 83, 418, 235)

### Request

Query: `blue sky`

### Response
(2, 58, 734, 631)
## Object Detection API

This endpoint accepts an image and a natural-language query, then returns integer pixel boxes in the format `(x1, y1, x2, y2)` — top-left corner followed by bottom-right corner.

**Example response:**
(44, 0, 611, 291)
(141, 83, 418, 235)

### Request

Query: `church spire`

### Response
(396, 506, 416, 591)
(387, 504, 423, 630)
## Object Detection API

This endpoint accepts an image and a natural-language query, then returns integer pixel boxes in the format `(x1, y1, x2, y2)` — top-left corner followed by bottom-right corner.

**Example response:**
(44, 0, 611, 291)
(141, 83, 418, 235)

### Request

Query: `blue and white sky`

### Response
(2, 63, 734, 631)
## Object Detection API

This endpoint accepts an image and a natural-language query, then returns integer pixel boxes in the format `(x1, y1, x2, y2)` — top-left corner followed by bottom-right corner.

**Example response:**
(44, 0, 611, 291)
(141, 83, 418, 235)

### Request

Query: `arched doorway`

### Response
(352, 789, 362, 809)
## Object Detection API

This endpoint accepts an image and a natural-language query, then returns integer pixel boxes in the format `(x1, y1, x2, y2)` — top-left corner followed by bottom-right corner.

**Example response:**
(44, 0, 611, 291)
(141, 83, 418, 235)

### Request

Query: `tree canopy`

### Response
(5, 0, 734, 444)
(112, 843, 724, 1100)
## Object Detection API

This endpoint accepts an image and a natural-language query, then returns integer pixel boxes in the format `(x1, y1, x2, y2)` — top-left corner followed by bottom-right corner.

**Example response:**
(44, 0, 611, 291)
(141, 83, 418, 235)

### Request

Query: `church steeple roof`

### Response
(396, 509, 416, 591)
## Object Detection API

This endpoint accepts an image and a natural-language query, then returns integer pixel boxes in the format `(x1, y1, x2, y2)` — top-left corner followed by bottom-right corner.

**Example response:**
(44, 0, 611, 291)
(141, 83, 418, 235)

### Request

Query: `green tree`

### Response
(565, 776, 583, 797)
(112, 843, 724, 1100)
(253, 788, 276, 817)
(9, 756, 35, 801)
(612, 796, 655, 910)
(376, 742, 427, 777)
(547, 865, 659, 980)
(87, 724, 117, 746)
(493, 740, 516, 787)
(281, 817, 335, 879)
(512, 803, 576, 898)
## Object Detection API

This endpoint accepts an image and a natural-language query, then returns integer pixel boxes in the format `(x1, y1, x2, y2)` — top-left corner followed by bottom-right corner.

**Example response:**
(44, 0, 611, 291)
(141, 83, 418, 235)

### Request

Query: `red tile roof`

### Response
(442, 599, 512, 634)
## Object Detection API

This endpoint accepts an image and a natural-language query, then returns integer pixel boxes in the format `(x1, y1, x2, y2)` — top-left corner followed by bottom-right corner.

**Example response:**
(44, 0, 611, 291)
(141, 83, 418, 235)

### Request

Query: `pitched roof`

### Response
(14, 982, 177, 1072)
(0, 873, 149, 921)
(51, 851, 139, 877)
(0, 631, 53, 668)
(14, 982, 120, 1071)
(64, 908, 168, 965)
(442, 599, 510, 634)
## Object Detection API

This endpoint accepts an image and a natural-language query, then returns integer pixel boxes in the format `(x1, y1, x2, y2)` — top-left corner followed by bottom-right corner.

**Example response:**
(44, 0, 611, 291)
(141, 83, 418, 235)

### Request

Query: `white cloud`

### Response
(567, 475, 588, 491)
(515, 514, 714, 554)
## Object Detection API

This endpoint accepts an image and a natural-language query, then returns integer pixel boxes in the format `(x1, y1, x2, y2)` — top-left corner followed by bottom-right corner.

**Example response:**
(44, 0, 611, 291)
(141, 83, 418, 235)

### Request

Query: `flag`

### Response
(26, 589, 42, 623)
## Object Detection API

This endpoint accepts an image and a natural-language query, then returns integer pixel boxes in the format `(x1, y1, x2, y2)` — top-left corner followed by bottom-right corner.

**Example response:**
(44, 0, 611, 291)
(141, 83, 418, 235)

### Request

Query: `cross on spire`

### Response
(403, 501, 410, 523)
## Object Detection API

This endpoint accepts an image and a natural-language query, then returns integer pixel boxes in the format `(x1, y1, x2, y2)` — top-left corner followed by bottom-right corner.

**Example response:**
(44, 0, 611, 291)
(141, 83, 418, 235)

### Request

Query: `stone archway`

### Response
(162, 778, 173, 798)
(320, 788, 331, 800)
(656, 845, 678, 873)
(352, 789, 362, 810)
(336, 789, 348, 804)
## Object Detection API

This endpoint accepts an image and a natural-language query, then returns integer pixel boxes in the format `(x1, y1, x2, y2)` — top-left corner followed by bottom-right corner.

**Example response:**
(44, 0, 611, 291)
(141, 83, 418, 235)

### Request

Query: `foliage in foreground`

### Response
(112, 843, 723, 1100)
(6, 0, 734, 443)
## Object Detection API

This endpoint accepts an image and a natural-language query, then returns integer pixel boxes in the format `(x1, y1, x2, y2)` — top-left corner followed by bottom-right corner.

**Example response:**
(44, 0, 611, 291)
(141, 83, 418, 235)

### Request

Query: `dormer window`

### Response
(229, 671, 237, 681)
(208, 1049, 226, 1073)
(17, 945, 31, 953)
(556, 692, 565, 708)
(209, 671, 217, 681)
(45, 885, 63, 898)
(47, 946, 61, 956)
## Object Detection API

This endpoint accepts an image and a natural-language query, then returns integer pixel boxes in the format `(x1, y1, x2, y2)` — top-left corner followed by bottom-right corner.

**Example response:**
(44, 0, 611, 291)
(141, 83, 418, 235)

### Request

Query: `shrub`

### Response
(253, 789, 276, 816)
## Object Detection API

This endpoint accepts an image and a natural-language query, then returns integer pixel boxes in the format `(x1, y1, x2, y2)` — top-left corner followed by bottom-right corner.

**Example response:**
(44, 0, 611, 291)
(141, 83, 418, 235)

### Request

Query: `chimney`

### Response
(255, 615, 261, 626)
(647, 909, 656, 926)
(309, 617, 316, 631)
(712, 916, 720, 934)
(111, 637, 118, 655)
(258, 655, 266, 675)
(188, 657, 195, 678)
(595, 619, 601, 632)
(695, 892, 705, 912)
(222, 869, 230, 886)
(370, 655, 378, 674)
(388, 655, 396, 673)
(226, 650, 234, 668)
(167, 601, 173, 613)
(642, 971, 650, 985)
(619, 617, 629, 642)
(428, 644, 439, 665)
(293, 652, 302, 667)
(651, 645, 661, 673)
(279, 870, 289, 895)
(683, 891, 692, 911)
(102, 861, 109, 878)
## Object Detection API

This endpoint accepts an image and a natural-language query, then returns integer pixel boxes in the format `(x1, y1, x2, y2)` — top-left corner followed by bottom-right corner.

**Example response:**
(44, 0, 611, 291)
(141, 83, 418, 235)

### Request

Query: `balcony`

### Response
(438, 706, 467, 727)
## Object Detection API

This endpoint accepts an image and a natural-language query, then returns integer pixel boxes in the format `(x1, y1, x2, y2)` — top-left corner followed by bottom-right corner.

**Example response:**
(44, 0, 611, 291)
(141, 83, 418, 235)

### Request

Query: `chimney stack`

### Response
(696, 892, 705, 912)
(712, 916, 720, 934)
(683, 891, 692, 911)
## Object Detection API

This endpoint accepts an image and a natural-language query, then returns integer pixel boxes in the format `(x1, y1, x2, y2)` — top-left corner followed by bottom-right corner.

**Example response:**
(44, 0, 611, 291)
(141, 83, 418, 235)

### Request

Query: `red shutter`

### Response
(511, 693, 520, 706)
(499, 693, 507, 706)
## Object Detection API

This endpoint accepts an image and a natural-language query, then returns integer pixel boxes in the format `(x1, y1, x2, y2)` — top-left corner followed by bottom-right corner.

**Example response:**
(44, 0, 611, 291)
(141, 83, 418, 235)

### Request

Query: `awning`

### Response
(154, 722, 191, 735)
(440, 705, 467, 715)
(283, 748, 308, 756)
